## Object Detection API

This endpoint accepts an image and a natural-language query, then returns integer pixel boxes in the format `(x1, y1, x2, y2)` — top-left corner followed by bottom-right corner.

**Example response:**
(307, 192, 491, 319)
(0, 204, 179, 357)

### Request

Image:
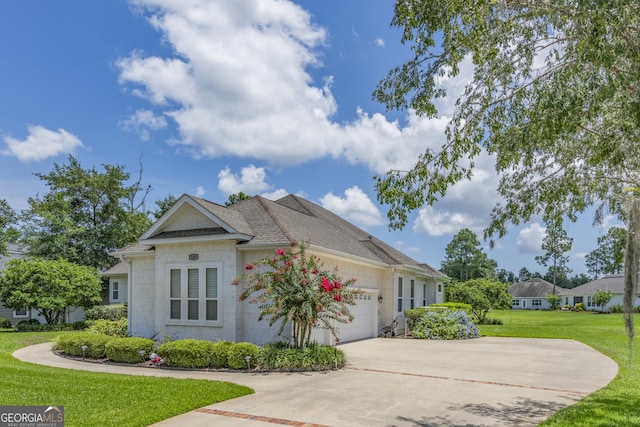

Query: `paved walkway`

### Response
(14, 337, 618, 427)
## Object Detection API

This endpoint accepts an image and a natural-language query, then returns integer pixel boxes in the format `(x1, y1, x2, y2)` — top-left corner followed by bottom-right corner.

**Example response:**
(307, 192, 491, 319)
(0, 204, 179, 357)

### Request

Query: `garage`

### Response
(335, 290, 378, 343)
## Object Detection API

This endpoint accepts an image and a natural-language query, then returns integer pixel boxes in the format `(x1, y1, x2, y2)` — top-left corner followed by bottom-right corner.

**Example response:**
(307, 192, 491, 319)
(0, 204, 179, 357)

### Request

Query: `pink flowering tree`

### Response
(235, 243, 359, 348)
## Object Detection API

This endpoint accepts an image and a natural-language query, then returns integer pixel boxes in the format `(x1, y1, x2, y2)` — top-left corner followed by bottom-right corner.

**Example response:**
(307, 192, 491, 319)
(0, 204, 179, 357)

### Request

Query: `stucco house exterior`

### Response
(508, 278, 564, 310)
(559, 274, 640, 312)
(109, 194, 447, 345)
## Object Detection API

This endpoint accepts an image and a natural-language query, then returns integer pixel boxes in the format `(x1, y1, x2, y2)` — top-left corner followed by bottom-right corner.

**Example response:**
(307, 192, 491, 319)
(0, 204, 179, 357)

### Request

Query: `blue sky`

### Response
(0, 0, 617, 278)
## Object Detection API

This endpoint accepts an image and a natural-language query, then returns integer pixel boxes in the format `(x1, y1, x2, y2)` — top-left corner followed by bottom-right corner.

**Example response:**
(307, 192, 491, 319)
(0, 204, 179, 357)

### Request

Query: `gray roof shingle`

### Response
(509, 278, 567, 297)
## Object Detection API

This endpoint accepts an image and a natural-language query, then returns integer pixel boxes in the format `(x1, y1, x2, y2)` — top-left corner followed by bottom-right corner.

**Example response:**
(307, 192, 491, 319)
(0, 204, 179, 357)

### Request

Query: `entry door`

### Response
(522, 300, 527, 308)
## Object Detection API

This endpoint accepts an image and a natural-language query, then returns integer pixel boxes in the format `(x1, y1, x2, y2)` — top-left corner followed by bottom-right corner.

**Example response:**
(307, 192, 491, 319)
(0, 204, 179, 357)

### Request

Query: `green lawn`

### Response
(480, 310, 640, 427)
(0, 331, 253, 427)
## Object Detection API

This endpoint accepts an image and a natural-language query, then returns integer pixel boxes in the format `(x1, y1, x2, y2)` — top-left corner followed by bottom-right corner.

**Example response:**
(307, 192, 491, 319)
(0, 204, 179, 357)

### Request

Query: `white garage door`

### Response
(337, 291, 377, 343)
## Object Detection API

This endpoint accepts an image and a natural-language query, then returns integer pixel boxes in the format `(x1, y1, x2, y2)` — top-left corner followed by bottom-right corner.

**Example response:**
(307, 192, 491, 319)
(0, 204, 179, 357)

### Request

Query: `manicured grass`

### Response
(0, 331, 253, 427)
(480, 310, 640, 427)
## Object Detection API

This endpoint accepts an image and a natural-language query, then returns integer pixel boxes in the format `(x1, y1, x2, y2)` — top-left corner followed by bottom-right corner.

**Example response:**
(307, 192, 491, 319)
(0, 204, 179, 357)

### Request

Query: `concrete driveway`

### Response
(14, 337, 617, 427)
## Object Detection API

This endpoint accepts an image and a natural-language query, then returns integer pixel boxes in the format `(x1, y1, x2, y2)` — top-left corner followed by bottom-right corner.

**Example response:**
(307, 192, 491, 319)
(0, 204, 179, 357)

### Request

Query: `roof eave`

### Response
(140, 233, 253, 246)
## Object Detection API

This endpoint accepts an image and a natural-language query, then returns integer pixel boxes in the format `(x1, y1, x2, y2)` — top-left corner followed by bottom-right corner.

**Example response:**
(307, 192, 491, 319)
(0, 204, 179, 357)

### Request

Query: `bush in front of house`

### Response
(85, 304, 128, 321)
(258, 341, 344, 371)
(227, 342, 259, 369)
(105, 337, 155, 364)
(574, 302, 584, 312)
(411, 308, 479, 340)
(56, 332, 115, 358)
(87, 319, 128, 337)
(157, 339, 215, 368)
(428, 302, 473, 315)
(0, 317, 12, 328)
(210, 341, 234, 368)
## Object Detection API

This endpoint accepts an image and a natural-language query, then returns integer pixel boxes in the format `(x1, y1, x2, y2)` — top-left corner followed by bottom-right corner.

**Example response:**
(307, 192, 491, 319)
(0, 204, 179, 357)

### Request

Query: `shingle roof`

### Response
(563, 274, 626, 295)
(509, 278, 567, 297)
(103, 261, 128, 276)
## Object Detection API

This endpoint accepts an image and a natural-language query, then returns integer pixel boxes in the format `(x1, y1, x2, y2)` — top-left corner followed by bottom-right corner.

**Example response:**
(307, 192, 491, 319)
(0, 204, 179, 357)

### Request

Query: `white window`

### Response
(512, 299, 520, 307)
(169, 265, 220, 323)
(586, 295, 594, 308)
(112, 282, 119, 301)
(13, 308, 28, 318)
(397, 277, 403, 313)
(422, 283, 427, 306)
(410, 279, 415, 309)
(532, 299, 542, 307)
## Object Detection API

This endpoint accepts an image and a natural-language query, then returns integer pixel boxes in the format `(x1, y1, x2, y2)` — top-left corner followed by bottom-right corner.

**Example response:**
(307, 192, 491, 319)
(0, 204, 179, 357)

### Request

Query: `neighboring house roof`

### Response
(115, 194, 446, 279)
(508, 278, 565, 298)
(563, 274, 626, 295)
(102, 261, 128, 276)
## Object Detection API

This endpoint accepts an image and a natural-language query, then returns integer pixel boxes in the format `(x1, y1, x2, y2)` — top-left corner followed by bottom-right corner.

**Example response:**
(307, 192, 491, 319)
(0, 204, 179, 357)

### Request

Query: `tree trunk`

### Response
(624, 197, 640, 373)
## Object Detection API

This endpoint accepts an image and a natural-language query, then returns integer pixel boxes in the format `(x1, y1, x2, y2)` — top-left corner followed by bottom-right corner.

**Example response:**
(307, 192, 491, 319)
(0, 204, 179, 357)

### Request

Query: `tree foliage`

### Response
(445, 278, 510, 323)
(441, 228, 497, 281)
(0, 200, 17, 256)
(592, 289, 614, 312)
(152, 194, 179, 220)
(235, 244, 359, 348)
(373, 0, 640, 347)
(225, 192, 251, 206)
(20, 155, 152, 269)
(586, 226, 627, 278)
(0, 258, 101, 324)
(535, 218, 573, 292)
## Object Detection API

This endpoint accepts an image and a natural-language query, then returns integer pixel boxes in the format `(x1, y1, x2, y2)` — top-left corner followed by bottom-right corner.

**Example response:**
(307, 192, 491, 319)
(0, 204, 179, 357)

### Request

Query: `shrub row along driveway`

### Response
(15, 337, 617, 427)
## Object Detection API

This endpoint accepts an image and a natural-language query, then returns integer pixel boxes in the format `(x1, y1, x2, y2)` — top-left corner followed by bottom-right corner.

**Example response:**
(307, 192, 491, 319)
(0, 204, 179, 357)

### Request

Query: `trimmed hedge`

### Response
(227, 342, 259, 369)
(87, 319, 128, 337)
(105, 337, 155, 364)
(258, 341, 344, 371)
(157, 339, 216, 368)
(56, 332, 115, 358)
(210, 341, 234, 368)
(429, 302, 473, 314)
(85, 304, 128, 321)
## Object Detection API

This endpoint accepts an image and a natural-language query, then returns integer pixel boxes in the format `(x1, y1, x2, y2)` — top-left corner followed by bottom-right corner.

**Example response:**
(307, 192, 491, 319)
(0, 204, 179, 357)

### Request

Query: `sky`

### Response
(0, 0, 620, 278)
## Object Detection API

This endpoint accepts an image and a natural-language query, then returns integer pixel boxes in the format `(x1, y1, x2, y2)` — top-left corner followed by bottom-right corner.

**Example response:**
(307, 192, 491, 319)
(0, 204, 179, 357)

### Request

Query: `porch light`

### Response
(378, 294, 383, 303)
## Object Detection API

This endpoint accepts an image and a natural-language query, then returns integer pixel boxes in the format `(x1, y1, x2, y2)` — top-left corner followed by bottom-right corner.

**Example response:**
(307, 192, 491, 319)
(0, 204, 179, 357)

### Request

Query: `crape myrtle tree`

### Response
(235, 243, 359, 348)
(373, 0, 640, 359)
(20, 155, 152, 270)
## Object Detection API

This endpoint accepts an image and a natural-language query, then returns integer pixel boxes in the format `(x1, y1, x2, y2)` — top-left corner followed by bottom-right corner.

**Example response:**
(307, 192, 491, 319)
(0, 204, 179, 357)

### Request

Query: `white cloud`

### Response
(116, 1, 465, 174)
(217, 164, 271, 196)
(261, 188, 289, 200)
(195, 186, 205, 197)
(375, 38, 384, 47)
(2, 125, 84, 162)
(119, 109, 167, 140)
(319, 186, 384, 228)
(517, 223, 545, 254)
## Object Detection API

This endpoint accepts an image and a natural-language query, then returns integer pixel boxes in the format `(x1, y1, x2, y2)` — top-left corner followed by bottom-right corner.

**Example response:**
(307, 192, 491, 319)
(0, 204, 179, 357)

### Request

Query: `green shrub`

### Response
(477, 317, 503, 325)
(574, 302, 584, 312)
(611, 304, 623, 313)
(85, 304, 128, 321)
(15, 323, 61, 332)
(157, 339, 215, 368)
(0, 317, 12, 328)
(412, 308, 480, 340)
(16, 318, 40, 327)
(70, 320, 89, 330)
(429, 302, 473, 315)
(87, 319, 128, 337)
(404, 307, 429, 331)
(210, 341, 234, 368)
(227, 342, 259, 369)
(56, 332, 115, 358)
(258, 341, 344, 371)
(105, 337, 154, 364)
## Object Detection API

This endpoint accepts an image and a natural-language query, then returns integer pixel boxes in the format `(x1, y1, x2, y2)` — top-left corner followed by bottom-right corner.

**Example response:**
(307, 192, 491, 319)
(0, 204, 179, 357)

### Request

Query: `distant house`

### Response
(109, 194, 448, 345)
(508, 278, 564, 310)
(102, 261, 128, 305)
(0, 244, 37, 324)
(560, 274, 640, 312)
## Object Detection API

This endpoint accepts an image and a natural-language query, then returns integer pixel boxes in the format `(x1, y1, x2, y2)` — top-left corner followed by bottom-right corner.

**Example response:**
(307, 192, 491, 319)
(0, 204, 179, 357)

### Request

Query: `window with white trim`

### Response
(410, 279, 415, 309)
(13, 307, 28, 318)
(397, 277, 403, 313)
(169, 266, 219, 323)
(532, 299, 542, 307)
(422, 283, 427, 306)
(512, 299, 520, 307)
(112, 282, 119, 301)
(586, 295, 594, 308)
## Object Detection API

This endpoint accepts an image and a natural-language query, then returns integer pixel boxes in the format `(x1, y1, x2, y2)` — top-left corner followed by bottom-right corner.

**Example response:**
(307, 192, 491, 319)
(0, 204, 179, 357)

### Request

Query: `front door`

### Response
(522, 300, 527, 309)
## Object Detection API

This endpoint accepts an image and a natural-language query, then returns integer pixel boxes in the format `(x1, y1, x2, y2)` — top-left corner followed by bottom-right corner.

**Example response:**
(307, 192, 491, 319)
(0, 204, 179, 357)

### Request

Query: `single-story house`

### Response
(102, 261, 128, 305)
(560, 274, 640, 312)
(508, 278, 566, 310)
(108, 194, 448, 345)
